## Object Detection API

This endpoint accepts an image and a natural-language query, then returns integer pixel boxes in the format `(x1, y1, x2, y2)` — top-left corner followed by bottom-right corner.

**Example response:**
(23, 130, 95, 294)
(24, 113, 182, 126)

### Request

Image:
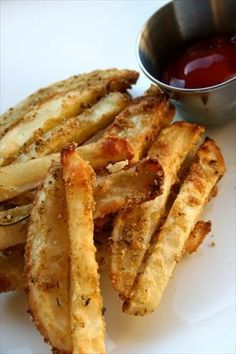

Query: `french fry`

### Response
(25, 163, 72, 352)
(62, 147, 105, 354)
(110, 122, 204, 298)
(0, 218, 210, 293)
(123, 138, 225, 315)
(0, 155, 161, 231)
(0, 254, 24, 292)
(106, 93, 174, 162)
(184, 220, 211, 255)
(17, 92, 130, 162)
(0, 135, 133, 202)
(0, 92, 173, 202)
(94, 157, 164, 219)
(1, 69, 137, 138)
(0, 69, 138, 166)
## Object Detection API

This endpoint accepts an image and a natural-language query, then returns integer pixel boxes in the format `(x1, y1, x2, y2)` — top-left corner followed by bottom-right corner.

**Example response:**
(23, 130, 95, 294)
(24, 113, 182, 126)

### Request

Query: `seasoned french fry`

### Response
(0, 69, 138, 166)
(110, 122, 204, 298)
(0, 92, 173, 201)
(17, 92, 130, 162)
(123, 138, 225, 315)
(0, 254, 24, 292)
(73, 135, 133, 170)
(62, 147, 105, 354)
(106, 93, 174, 162)
(94, 157, 164, 219)
(0, 155, 160, 229)
(1, 69, 137, 138)
(25, 163, 72, 352)
(184, 220, 211, 255)
(1, 218, 209, 293)
(0, 135, 133, 202)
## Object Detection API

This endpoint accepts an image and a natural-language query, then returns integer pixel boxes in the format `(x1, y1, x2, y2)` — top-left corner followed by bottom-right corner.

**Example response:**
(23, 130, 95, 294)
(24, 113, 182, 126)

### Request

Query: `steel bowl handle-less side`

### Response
(137, 0, 236, 125)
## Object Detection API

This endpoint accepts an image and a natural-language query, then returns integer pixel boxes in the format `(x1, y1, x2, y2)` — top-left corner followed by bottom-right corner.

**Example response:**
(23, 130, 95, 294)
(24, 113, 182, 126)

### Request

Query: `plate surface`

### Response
(1, 1, 235, 353)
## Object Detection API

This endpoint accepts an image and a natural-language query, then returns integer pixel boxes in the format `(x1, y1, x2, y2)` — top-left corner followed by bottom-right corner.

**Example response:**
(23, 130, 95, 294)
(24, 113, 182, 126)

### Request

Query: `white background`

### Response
(0, 1, 235, 354)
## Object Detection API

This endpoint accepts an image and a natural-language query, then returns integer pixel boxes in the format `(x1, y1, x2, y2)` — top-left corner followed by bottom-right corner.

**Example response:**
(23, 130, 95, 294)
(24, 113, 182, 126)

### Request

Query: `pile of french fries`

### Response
(0, 69, 225, 353)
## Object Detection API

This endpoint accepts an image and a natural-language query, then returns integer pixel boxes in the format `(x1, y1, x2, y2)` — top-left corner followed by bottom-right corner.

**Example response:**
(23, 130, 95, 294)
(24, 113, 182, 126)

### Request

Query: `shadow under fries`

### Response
(100, 273, 185, 354)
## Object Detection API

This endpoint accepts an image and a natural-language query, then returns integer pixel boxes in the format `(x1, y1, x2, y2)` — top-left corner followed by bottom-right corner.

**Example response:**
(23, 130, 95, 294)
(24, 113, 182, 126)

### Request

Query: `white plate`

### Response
(1, 1, 235, 353)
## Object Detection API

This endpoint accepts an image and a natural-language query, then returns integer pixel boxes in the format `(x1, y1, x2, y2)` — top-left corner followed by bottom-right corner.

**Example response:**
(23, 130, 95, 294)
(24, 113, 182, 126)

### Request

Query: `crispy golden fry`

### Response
(0, 69, 138, 139)
(75, 135, 133, 170)
(0, 156, 159, 230)
(0, 219, 209, 293)
(184, 220, 212, 255)
(62, 147, 105, 354)
(0, 204, 31, 226)
(0, 155, 59, 202)
(0, 219, 28, 251)
(0, 92, 173, 201)
(110, 122, 205, 298)
(25, 163, 72, 352)
(123, 138, 225, 315)
(0, 254, 24, 292)
(0, 69, 138, 166)
(0, 135, 133, 202)
(94, 157, 164, 219)
(106, 93, 174, 162)
(17, 92, 130, 162)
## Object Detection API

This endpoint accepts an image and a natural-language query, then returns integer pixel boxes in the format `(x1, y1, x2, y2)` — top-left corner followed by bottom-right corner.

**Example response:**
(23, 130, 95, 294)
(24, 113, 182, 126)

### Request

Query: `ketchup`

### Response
(161, 33, 236, 89)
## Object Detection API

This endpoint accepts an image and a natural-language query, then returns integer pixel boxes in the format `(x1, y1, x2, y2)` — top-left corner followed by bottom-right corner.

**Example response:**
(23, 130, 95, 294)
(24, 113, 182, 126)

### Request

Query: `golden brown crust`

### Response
(184, 220, 212, 254)
(124, 138, 225, 315)
(106, 94, 175, 161)
(0, 135, 133, 203)
(94, 157, 164, 219)
(110, 122, 205, 299)
(62, 147, 105, 354)
(17, 92, 130, 162)
(0, 69, 138, 137)
(0, 69, 138, 166)
(25, 163, 72, 352)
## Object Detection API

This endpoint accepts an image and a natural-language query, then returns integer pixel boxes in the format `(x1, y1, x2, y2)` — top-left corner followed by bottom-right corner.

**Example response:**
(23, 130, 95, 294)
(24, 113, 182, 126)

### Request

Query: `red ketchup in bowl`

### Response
(161, 33, 236, 89)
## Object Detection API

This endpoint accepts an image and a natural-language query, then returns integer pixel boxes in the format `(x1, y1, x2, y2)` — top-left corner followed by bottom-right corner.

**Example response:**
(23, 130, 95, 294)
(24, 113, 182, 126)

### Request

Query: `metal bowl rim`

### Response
(136, 0, 236, 93)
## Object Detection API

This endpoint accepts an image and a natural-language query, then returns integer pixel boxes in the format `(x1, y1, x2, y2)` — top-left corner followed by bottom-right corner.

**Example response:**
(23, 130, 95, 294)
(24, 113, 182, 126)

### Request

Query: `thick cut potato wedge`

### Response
(0, 219, 210, 293)
(17, 92, 130, 162)
(0, 92, 174, 201)
(123, 138, 225, 315)
(94, 157, 164, 219)
(0, 156, 160, 227)
(106, 94, 174, 162)
(0, 135, 133, 202)
(0, 69, 138, 166)
(62, 147, 105, 354)
(0, 69, 137, 138)
(110, 122, 204, 298)
(0, 254, 24, 292)
(25, 163, 72, 352)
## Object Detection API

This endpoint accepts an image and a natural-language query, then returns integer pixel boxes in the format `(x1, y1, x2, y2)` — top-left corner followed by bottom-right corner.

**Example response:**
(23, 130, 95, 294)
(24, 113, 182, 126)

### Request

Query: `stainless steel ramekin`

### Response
(137, 0, 236, 125)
